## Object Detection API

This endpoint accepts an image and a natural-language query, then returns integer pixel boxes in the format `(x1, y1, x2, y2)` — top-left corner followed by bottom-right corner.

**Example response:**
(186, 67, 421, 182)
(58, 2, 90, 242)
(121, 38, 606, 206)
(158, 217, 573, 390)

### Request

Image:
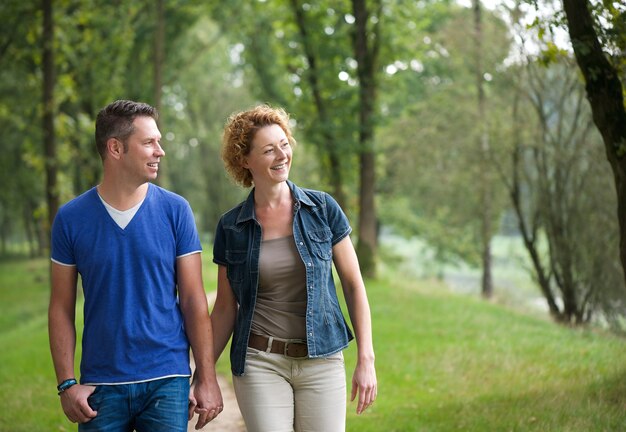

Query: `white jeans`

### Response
(233, 347, 347, 432)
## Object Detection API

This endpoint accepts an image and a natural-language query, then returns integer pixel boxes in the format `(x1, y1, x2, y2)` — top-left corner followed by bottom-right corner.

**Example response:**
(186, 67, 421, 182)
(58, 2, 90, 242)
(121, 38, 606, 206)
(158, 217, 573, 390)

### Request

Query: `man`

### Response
(48, 100, 222, 431)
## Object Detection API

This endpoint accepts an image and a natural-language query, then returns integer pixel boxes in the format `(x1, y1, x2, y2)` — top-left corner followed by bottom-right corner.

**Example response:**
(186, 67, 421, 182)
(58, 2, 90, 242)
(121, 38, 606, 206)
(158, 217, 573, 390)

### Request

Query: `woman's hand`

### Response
(351, 358, 377, 414)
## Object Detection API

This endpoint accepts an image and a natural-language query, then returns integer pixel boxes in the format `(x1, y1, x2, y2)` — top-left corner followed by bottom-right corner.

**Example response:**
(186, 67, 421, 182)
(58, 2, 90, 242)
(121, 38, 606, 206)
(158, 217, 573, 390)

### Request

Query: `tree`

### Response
(352, 0, 382, 277)
(209, 0, 385, 274)
(377, 2, 511, 274)
(561, 0, 626, 284)
(153, 0, 170, 189)
(472, 0, 494, 298)
(288, 0, 348, 208)
(0, 0, 49, 255)
(157, 14, 255, 235)
(506, 57, 625, 324)
(42, 0, 57, 244)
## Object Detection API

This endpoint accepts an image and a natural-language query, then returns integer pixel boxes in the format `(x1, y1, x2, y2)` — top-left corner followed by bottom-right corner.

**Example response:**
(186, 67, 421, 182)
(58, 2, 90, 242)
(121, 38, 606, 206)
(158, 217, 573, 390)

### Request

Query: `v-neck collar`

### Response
(94, 183, 152, 234)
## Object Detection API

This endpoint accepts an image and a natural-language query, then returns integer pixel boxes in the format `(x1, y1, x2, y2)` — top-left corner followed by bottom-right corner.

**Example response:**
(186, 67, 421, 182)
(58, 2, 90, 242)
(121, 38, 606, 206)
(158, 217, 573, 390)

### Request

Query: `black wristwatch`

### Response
(57, 378, 77, 395)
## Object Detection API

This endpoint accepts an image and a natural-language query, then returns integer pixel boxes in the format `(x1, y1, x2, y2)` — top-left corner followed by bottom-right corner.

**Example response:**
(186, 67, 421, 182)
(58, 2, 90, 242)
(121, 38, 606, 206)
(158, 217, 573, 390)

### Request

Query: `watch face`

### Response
(57, 378, 77, 392)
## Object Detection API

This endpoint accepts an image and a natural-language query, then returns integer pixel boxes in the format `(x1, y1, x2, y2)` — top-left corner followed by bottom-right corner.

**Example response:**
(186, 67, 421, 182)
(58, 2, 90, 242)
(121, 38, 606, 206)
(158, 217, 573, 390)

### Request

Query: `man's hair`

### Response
(222, 104, 296, 188)
(95, 100, 158, 160)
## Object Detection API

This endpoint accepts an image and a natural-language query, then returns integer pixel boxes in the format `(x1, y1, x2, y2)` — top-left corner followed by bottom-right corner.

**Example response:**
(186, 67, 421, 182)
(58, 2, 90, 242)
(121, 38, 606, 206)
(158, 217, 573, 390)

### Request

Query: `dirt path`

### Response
(187, 293, 245, 431)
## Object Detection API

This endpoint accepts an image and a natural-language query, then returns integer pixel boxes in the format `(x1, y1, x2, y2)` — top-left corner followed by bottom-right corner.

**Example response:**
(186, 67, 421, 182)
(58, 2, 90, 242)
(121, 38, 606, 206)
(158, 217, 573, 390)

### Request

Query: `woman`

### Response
(211, 105, 377, 431)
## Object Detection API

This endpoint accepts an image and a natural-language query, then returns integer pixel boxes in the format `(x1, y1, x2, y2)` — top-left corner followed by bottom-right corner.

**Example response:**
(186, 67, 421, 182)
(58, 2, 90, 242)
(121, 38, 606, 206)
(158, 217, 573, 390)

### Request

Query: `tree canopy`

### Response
(2, 0, 626, 329)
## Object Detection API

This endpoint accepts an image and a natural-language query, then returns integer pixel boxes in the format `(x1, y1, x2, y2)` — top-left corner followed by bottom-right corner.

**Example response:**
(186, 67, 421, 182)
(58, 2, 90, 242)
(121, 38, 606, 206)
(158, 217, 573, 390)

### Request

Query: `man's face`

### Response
(119, 116, 164, 183)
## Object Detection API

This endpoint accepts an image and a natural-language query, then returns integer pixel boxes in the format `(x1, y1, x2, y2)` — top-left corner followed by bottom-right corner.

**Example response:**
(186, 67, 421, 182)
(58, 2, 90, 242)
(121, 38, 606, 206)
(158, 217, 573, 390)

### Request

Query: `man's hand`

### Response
(188, 377, 223, 430)
(60, 384, 97, 423)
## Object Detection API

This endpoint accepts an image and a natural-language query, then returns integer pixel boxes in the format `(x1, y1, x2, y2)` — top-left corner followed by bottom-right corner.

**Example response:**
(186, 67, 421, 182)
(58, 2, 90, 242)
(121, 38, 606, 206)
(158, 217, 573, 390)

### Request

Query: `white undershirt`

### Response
(98, 194, 145, 229)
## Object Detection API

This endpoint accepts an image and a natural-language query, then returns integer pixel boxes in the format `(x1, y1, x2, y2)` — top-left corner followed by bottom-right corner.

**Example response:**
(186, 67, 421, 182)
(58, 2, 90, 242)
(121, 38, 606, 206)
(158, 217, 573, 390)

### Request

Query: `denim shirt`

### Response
(213, 181, 355, 376)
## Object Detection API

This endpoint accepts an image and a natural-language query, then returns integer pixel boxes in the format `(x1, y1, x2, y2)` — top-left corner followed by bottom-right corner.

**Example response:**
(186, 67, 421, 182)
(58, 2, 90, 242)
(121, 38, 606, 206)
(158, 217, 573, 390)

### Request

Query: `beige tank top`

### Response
(251, 235, 307, 340)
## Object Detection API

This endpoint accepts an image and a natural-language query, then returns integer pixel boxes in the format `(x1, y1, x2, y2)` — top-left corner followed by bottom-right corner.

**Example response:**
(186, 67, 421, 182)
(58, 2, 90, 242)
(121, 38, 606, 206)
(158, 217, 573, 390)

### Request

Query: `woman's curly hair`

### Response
(222, 104, 296, 188)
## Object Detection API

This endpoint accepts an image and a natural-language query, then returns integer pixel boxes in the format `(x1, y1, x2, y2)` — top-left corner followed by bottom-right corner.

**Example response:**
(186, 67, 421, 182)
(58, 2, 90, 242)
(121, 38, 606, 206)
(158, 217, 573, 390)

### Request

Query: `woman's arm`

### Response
(332, 236, 377, 414)
(210, 265, 238, 361)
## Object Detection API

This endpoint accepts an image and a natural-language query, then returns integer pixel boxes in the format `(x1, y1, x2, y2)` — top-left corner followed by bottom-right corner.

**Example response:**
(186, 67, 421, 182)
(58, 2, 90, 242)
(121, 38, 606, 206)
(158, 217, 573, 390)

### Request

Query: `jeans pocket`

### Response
(246, 346, 263, 357)
(86, 385, 102, 411)
(323, 351, 345, 365)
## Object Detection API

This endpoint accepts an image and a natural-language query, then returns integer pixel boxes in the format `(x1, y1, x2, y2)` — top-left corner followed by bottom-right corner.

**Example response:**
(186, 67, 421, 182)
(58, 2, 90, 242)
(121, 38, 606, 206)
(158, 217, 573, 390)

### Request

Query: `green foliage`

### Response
(376, 3, 512, 267)
(0, 0, 260, 249)
(511, 58, 626, 326)
(208, 0, 364, 206)
(2, 0, 626, 332)
(525, 0, 625, 76)
(537, 41, 569, 66)
(154, 14, 255, 234)
(0, 1, 46, 252)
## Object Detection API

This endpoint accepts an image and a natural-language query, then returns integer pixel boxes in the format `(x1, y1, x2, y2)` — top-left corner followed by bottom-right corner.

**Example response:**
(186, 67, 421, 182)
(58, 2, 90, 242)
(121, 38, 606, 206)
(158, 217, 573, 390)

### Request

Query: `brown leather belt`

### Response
(248, 334, 308, 358)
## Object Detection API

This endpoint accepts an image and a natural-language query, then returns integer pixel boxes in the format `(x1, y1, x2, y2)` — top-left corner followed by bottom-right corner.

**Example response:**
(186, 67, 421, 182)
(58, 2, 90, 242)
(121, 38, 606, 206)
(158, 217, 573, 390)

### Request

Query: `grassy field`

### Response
(1, 256, 626, 431)
(343, 275, 626, 431)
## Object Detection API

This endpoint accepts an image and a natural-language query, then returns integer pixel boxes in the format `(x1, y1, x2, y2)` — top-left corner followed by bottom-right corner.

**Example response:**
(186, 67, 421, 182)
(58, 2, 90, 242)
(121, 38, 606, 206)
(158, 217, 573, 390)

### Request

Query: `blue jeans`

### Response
(79, 377, 190, 432)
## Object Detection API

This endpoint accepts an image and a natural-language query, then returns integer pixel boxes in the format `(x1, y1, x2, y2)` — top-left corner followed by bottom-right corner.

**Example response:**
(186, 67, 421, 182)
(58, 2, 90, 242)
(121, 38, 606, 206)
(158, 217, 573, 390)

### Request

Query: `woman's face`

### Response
(243, 124, 292, 187)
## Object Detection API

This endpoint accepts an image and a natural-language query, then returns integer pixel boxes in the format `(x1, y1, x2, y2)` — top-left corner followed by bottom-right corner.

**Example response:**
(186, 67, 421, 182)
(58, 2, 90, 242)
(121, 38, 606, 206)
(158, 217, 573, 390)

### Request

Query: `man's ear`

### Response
(107, 138, 123, 160)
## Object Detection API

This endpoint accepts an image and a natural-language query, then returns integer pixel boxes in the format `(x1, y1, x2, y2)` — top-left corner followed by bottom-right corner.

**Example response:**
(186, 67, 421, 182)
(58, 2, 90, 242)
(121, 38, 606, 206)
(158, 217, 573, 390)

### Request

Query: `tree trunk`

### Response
(352, 0, 380, 278)
(154, 0, 164, 122)
(42, 0, 58, 246)
(23, 202, 36, 258)
(511, 149, 561, 316)
(0, 215, 7, 256)
(562, 0, 626, 284)
(289, 0, 347, 209)
(472, 0, 494, 298)
(509, 88, 561, 316)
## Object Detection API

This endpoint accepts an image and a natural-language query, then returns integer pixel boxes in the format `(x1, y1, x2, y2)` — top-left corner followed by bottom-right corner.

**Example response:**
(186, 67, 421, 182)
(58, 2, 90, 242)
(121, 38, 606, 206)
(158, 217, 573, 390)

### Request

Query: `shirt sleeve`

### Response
(324, 192, 352, 246)
(176, 200, 202, 258)
(50, 209, 76, 266)
(212, 217, 227, 266)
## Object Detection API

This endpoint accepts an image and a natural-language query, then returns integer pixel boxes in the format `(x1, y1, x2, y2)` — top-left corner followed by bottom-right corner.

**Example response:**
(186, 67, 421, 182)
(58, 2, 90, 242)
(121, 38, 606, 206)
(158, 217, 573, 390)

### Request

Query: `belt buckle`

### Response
(284, 341, 307, 359)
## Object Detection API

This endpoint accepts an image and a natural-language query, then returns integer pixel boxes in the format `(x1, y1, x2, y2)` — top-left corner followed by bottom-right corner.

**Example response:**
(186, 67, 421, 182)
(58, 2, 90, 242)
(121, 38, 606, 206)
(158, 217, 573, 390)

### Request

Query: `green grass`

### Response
(343, 275, 626, 431)
(0, 257, 71, 431)
(2, 256, 626, 431)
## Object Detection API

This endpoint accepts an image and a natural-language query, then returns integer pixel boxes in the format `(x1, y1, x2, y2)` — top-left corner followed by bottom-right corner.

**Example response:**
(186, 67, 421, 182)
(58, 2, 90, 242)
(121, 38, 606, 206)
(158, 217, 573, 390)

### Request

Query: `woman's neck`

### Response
(253, 181, 291, 209)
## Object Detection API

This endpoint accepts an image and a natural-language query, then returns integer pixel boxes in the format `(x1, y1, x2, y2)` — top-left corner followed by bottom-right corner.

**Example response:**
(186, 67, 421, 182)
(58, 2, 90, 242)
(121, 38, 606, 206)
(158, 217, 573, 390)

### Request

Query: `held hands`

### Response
(60, 384, 97, 423)
(351, 358, 377, 414)
(188, 375, 224, 430)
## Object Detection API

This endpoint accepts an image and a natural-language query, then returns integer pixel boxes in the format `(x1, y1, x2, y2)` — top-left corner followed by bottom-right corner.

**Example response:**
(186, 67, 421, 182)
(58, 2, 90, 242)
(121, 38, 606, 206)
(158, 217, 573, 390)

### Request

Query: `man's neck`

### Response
(97, 179, 149, 211)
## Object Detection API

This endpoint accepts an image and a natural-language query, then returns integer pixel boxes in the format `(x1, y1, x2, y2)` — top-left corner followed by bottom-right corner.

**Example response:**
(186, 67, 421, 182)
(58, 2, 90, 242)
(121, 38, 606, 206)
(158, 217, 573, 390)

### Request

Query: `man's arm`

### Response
(48, 262, 97, 423)
(176, 253, 223, 430)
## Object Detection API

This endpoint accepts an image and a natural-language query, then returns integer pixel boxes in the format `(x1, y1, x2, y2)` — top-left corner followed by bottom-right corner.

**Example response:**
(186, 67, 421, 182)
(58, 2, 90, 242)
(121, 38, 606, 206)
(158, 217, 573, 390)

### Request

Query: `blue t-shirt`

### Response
(51, 184, 202, 384)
